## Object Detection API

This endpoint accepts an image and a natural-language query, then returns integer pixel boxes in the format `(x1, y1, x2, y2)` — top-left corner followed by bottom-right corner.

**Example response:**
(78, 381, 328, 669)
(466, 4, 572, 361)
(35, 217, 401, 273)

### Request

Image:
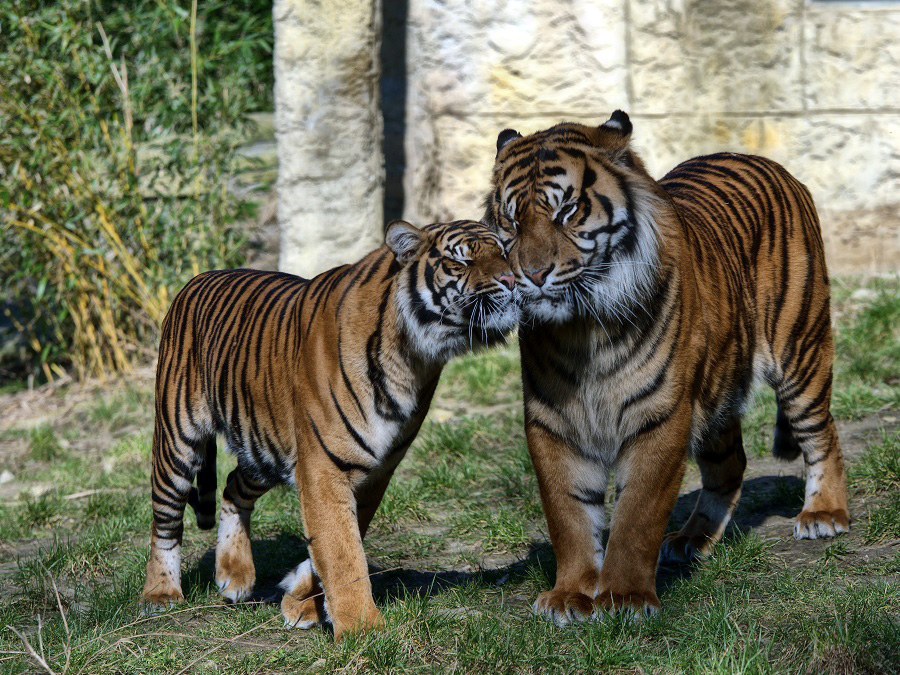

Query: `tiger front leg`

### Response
(527, 422, 608, 626)
(287, 458, 382, 641)
(280, 468, 397, 631)
(597, 415, 689, 618)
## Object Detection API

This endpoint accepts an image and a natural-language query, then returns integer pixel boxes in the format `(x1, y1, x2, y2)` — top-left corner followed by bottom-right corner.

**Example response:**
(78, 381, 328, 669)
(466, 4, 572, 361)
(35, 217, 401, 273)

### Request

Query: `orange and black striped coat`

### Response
(142, 219, 518, 639)
(484, 111, 849, 623)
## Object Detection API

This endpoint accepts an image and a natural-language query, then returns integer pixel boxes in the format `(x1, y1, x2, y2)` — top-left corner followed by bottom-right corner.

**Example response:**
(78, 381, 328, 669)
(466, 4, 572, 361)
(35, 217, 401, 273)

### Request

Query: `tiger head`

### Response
(385, 219, 519, 360)
(484, 111, 671, 324)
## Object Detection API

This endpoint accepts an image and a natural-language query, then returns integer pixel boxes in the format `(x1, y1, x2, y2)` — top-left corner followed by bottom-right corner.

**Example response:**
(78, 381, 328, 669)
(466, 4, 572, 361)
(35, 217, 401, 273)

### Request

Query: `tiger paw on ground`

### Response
(793, 509, 850, 540)
(594, 586, 660, 620)
(215, 552, 255, 603)
(659, 531, 715, 563)
(140, 585, 184, 615)
(280, 559, 326, 630)
(282, 591, 327, 630)
(532, 590, 595, 626)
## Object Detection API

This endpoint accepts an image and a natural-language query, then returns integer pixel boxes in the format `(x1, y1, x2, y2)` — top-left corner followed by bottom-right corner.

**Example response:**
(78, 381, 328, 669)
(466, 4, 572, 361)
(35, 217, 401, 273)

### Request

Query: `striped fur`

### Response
(141, 219, 518, 640)
(484, 111, 849, 624)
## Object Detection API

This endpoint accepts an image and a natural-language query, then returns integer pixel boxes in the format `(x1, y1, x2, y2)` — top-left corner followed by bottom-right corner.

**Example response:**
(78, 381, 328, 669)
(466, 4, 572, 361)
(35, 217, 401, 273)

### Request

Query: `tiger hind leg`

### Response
(215, 467, 271, 602)
(777, 394, 849, 539)
(776, 331, 850, 539)
(143, 431, 212, 606)
(660, 419, 746, 563)
(186, 438, 217, 530)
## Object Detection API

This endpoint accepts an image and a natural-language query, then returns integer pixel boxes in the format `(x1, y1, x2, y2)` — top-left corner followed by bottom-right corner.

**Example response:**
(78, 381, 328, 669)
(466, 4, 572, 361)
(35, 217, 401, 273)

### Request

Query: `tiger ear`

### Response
(597, 110, 632, 160)
(385, 220, 425, 265)
(600, 110, 633, 137)
(496, 128, 522, 155)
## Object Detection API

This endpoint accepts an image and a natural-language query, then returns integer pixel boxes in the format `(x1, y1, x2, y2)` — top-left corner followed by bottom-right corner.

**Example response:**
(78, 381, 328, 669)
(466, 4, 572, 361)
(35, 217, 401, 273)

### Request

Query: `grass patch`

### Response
(28, 424, 63, 461)
(849, 431, 900, 543)
(1, 279, 898, 673)
(440, 342, 520, 405)
(832, 277, 900, 421)
(849, 430, 900, 493)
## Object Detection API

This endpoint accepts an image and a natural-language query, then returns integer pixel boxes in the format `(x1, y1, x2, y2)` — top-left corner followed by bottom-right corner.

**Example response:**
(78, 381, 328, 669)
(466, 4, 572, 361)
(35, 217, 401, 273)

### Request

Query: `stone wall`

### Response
(274, 0, 385, 278)
(275, 1, 899, 276)
(403, 0, 900, 274)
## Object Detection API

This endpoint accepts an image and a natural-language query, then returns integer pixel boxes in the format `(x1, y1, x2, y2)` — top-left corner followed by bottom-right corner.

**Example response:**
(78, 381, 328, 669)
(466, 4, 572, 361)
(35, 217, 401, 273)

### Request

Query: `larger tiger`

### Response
(141, 219, 518, 639)
(484, 111, 849, 623)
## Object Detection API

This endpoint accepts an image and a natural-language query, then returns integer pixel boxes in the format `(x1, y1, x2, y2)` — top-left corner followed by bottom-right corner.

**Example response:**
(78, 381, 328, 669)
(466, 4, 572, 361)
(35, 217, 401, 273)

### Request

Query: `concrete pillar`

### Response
(274, 0, 384, 278)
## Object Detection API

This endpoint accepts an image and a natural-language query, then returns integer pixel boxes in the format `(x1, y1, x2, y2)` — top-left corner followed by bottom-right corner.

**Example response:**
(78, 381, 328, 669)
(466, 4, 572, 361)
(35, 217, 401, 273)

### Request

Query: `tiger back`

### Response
(141, 219, 518, 639)
(484, 111, 849, 623)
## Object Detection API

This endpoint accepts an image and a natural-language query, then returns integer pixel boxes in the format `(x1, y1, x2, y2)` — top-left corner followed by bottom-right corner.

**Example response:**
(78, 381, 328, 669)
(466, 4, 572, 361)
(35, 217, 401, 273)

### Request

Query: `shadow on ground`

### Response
(180, 473, 809, 612)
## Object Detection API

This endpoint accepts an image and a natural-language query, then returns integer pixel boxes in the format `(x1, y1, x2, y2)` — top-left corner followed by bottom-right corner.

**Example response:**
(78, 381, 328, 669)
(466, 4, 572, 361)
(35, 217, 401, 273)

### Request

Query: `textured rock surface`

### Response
(400, 0, 899, 273)
(805, 6, 900, 110)
(276, 0, 899, 273)
(274, 0, 384, 278)
(629, 0, 804, 115)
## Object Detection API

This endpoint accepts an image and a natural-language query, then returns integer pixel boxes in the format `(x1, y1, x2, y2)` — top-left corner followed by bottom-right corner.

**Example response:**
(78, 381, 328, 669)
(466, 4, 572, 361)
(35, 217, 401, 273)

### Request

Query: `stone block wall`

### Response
(275, 0, 899, 276)
(402, 0, 900, 273)
(274, 0, 385, 278)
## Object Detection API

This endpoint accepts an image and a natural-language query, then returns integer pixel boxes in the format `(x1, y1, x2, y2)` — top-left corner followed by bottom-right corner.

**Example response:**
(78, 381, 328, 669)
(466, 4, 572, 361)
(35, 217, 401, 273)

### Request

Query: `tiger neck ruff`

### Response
(142, 219, 518, 640)
(484, 111, 849, 624)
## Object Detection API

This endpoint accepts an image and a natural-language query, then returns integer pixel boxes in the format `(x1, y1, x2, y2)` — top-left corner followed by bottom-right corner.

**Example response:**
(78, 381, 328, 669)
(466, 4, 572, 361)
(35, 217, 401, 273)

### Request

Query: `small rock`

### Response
(430, 408, 455, 423)
(29, 484, 52, 497)
(850, 288, 877, 303)
(0, 470, 13, 485)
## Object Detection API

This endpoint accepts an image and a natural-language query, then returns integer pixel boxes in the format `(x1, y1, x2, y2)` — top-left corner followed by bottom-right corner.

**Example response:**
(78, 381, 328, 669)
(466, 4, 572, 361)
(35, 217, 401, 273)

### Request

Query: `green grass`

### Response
(440, 342, 521, 405)
(1, 0, 270, 380)
(28, 424, 63, 461)
(0, 277, 897, 673)
(832, 276, 900, 419)
(849, 431, 900, 544)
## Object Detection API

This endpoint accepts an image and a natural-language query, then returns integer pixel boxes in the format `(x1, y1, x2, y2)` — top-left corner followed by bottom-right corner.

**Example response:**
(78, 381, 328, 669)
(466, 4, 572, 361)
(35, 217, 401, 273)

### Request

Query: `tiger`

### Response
(141, 219, 518, 640)
(483, 110, 849, 624)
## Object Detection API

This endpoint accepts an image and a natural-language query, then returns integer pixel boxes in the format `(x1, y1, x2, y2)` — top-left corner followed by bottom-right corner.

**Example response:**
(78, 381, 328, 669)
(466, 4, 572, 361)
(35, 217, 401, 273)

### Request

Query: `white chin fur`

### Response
(482, 302, 521, 333)
(521, 296, 573, 323)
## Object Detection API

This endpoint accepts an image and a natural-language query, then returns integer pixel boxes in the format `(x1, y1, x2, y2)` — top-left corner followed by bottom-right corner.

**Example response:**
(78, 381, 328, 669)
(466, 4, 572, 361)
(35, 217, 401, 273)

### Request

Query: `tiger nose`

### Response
(497, 273, 515, 291)
(524, 266, 552, 288)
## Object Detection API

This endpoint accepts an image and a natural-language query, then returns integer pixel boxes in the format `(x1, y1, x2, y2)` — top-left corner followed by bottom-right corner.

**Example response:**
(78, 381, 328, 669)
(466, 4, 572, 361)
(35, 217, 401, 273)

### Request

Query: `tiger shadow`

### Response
(183, 474, 805, 608)
(185, 536, 555, 609)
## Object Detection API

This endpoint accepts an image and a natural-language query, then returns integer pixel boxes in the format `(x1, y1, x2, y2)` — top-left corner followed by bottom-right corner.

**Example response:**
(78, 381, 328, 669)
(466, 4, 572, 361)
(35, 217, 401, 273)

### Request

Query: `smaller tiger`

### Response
(142, 219, 518, 640)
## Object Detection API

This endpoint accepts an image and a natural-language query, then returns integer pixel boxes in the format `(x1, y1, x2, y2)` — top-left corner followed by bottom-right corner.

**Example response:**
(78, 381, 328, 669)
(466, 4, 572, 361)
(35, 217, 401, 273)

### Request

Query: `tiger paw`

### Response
(594, 586, 660, 620)
(331, 605, 384, 643)
(793, 509, 850, 540)
(282, 591, 327, 630)
(215, 553, 255, 603)
(659, 531, 714, 563)
(532, 590, 595, 627)
(140, 586, 184, 615)
(280, 560, 326, 630)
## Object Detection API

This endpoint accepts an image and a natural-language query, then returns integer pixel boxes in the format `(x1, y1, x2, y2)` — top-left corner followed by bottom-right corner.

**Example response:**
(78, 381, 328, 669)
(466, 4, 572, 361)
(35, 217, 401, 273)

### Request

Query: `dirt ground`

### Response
(1, 369, 896, 588)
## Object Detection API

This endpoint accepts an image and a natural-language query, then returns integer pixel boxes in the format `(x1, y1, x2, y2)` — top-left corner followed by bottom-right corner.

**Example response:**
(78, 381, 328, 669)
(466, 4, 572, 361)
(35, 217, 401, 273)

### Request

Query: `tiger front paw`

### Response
(793, 509, 850, 540)
(594, 585, 660, 620)
(659, 531, 714, 563)
(532, 590, 595, 627)
(215, 551, 256, 603)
